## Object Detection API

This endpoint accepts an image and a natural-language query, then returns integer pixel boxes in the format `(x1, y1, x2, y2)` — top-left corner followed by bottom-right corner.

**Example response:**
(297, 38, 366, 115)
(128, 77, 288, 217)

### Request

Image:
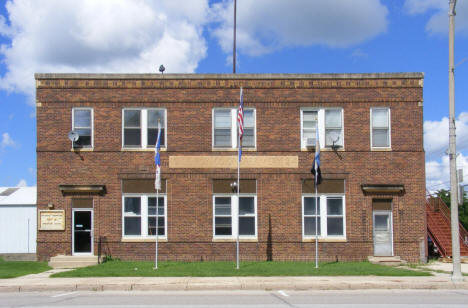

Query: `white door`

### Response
(373, 210, 393, 256)
(72, 209, 93, 255)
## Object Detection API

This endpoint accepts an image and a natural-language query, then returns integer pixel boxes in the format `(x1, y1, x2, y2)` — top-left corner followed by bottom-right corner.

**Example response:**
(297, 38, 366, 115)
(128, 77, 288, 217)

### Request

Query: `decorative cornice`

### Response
(35, 73, 424, 89)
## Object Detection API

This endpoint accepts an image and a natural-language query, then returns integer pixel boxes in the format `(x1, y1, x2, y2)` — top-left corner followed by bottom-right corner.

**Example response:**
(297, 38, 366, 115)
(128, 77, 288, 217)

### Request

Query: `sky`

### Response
(0, 0, 467, 192)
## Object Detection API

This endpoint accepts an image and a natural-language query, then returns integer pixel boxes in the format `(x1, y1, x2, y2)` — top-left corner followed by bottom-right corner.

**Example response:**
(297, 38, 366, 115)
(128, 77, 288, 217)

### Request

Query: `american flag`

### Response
(237, 87, 244, 161)
(154, 121, 162, 190)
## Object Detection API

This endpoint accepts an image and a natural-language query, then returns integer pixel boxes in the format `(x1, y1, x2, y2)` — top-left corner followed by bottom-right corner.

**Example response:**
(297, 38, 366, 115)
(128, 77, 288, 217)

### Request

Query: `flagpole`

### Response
(155, 188, 159, 269)
(236, 121, 240, 270)
(315, 176, 319, 269)
(154, 119, 161, 270)
(315, 123, 319, 269)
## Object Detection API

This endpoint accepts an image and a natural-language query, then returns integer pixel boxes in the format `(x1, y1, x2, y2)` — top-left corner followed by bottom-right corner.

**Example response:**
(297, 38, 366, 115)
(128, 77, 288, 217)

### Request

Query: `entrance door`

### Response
(373, 210, 393, 256)
(72, 209, 93, 255)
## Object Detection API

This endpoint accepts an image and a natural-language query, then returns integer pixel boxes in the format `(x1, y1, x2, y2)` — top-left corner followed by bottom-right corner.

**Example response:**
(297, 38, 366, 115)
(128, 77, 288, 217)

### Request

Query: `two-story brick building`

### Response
(35, 73, 426, 263)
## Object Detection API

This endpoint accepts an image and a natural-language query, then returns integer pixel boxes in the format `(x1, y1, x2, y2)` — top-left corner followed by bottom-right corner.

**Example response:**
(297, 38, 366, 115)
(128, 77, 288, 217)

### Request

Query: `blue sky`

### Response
(0, 0, 467, 191)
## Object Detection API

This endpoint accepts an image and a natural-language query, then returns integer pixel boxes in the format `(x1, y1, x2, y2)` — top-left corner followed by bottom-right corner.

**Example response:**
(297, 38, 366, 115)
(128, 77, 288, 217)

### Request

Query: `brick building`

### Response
(35, 73, 426, 263)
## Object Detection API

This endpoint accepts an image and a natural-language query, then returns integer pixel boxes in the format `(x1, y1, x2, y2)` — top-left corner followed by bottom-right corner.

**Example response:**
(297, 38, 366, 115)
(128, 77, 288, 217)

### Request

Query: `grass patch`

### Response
(51, 260, 431, 278)
(0, 258, 51, 279)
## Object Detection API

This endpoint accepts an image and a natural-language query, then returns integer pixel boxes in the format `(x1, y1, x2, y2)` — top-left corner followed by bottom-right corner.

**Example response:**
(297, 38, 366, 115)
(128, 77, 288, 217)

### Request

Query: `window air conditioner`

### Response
(306, 138, 316, 147)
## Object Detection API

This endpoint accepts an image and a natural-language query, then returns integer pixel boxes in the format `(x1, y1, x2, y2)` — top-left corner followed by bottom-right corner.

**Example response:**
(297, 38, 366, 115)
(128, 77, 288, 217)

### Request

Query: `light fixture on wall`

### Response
(230, 181, 238, 193)
(47, 203, 54, 209)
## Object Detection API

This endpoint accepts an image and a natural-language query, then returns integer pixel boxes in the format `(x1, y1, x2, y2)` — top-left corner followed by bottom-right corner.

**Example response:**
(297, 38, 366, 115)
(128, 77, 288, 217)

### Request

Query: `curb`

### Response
(1, 279, 467, 292)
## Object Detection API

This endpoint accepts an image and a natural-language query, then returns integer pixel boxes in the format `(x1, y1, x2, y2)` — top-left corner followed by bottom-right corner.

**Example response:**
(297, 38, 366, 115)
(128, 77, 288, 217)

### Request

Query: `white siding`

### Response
(0, 205, 36, 253)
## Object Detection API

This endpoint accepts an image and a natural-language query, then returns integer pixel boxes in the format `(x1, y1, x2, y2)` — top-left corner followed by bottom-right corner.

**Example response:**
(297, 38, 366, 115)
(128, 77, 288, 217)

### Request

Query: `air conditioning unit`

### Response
(306, 138, 316, 147)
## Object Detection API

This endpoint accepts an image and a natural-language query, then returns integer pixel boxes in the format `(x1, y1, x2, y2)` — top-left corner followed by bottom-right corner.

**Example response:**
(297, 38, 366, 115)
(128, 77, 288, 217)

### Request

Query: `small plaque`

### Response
(39, 210, 65, 231)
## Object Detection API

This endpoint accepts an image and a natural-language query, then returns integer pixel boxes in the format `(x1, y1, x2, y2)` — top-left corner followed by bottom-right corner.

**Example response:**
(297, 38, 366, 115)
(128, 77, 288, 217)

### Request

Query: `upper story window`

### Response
(122, 108, 166, 149)
(371, 108, 391, 149)
(72, 108, 93, 148)
(301, 108, 343, 149)
(213, 108, 255, 149)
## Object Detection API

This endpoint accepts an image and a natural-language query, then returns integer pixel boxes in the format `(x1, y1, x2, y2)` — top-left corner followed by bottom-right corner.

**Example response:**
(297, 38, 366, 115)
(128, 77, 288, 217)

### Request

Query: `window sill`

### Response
(121, 148, 167, 152)
(121, 237, 168, 242)
(371, 147, 392, 151)
(212, 238, 258, 242)
(320, 147, 345, 152)
(71, 148, 94, 152)
(302, 237, 347, 243)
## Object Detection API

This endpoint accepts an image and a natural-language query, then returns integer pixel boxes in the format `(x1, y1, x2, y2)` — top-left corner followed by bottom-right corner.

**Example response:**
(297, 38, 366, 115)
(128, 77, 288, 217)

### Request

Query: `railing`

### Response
(426, 203, 448, 257)
(426, 191, 468, 249)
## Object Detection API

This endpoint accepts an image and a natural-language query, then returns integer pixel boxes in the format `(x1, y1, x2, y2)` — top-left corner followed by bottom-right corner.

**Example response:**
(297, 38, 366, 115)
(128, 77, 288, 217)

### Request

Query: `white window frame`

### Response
(302, 194, 346, 240)
(212, 194, 257, 240)
(212, 108, 256, 149)
(122, 194, 167, 240)
(300, 108, 344, 150)
(370, 107, 391, 150)
(122, 108, 167, 149)
(72, 107, 93, 149)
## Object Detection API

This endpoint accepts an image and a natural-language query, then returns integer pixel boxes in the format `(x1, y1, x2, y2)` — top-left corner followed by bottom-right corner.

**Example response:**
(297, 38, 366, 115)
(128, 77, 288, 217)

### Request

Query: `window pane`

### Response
(375, 215, 389, 231)
(124, 129, 141, 146)
(214, 129, 231, 147)
(239, 217, 255, 235)
(303, 111, 318, 122)
(74, 110, 91, 128)
(327, 217, 344, 236)
(124, 197, 141, 215)
(124, 110, 141, 127)
(244, 110, 254, 127)
(242, 128, 254, 147)
(325, 110, 341, 128)
(325, 129, 342, 146)
(124, 217, 141, 235)
(214, 110, 231, 128)
(304, 217, 321, 236)
(148, 128, 165, 147)
(303, 129, 316, 143)
(327, 198, 343, 215)
(148, 217, 165, 236)
(148, 110, 165, 127)
(372, 129, 389, 147)
(215, 217, 232, 235)
(304, 197, 320, 215)
(372, 109, 388, 127)
(303, 111, 318, 129)
(239, 197, 255, 215)
(215, 197, 231, 215)
(73, 128, 91, 147)
(148, 197, 164, 215)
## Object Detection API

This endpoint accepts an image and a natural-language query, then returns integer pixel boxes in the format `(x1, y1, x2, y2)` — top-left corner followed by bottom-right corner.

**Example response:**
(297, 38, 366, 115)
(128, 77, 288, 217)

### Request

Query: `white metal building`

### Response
(0, 187, 37, 253)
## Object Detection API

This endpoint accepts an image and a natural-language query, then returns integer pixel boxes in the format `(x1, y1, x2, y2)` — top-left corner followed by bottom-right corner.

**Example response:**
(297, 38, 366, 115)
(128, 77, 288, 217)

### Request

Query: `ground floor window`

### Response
(302, 195, 345, 239)
(213, 195, 257, 239)
(122, 194, 166, 238)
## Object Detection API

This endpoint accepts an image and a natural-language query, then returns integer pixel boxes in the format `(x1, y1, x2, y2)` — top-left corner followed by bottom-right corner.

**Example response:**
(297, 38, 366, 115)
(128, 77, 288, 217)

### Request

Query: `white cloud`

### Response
(211, 0, 388, 57)
(426, 153, 468, 192)
(16, 179, 27, 187)
(424, 112, 468, 158)
(0, 132, 16, 148)
(404, 0, 468, 35)
(0, 0, 210, 103)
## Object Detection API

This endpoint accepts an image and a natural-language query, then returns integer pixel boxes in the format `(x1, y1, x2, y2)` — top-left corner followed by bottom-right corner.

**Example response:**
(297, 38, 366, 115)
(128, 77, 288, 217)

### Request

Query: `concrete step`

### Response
(368, 256, 405, 267)
(49, 255, 98, 269)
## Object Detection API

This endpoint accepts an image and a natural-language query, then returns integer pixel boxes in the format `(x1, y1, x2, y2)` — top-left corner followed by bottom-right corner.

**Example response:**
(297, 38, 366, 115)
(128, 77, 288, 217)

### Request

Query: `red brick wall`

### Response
(36, 75, 425, 262)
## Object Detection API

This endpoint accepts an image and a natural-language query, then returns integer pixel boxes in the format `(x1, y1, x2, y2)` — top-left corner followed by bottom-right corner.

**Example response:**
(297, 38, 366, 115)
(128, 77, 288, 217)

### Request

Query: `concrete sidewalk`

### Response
(0, 272, 467, 292)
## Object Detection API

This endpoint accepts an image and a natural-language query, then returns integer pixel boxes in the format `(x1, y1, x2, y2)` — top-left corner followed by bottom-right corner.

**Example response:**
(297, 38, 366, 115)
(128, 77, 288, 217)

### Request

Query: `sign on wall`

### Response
(38, 210, 65, 231)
